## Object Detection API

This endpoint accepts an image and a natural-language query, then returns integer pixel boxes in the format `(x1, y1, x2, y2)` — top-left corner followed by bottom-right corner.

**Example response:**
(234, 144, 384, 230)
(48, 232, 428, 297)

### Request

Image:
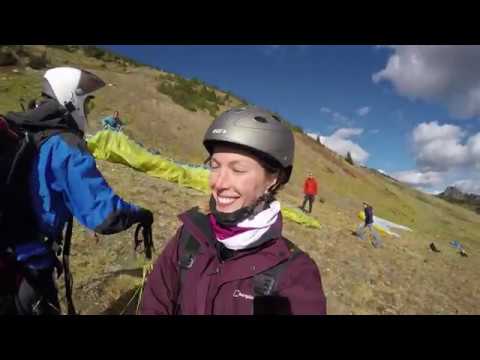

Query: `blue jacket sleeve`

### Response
(50, 135, 142, 234)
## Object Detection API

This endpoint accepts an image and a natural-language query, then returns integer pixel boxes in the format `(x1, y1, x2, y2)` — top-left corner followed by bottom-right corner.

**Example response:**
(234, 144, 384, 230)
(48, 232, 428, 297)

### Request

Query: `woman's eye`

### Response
(232, 168, 247, 173)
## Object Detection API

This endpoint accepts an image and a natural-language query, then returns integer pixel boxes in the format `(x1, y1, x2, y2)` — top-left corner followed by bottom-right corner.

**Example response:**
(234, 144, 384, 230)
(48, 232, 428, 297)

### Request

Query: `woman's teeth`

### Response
(218, 196, 237, 205)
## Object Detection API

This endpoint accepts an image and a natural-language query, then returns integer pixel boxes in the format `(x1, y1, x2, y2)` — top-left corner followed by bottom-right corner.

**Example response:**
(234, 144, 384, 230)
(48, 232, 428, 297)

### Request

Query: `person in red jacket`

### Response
(301, 173, 318, 213)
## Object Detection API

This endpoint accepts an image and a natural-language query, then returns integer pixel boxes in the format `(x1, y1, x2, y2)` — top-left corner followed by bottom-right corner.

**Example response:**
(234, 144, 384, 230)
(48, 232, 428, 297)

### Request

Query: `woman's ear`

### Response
(265, 173, 279, 193)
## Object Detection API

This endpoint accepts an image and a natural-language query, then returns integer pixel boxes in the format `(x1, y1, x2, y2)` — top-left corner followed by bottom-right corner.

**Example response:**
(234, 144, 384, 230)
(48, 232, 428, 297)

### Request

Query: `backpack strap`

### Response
(62, 216, 76, 315)
(252, 238, 303, 297)
(177, 226, 201, 287)
(176, 208, 214, 287)
(5, 127, 73, 186)
(5, 132, 32, 186)
(30, 129, 73, 151)
(174, 226, 201, 314)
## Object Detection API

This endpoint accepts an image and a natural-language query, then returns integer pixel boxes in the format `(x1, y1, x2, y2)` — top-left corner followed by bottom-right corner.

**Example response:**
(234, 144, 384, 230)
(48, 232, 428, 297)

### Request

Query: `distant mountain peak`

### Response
(438, 186, 480, 214)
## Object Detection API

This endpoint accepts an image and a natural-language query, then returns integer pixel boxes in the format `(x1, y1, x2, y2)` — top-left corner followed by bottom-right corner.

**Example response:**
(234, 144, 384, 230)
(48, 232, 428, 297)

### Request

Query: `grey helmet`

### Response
(203, 106, 295, 184)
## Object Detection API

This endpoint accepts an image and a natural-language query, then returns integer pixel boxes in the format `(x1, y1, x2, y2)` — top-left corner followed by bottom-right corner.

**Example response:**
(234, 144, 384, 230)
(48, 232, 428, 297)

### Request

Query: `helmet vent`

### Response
(254, 116, 268, 123)
(271, 115, 281, 122)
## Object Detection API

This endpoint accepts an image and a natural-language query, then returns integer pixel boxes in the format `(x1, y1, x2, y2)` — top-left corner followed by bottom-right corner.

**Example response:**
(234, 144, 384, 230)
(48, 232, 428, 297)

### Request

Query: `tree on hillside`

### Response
(345, 152, 354, 165)
(28, 51, 49, 70)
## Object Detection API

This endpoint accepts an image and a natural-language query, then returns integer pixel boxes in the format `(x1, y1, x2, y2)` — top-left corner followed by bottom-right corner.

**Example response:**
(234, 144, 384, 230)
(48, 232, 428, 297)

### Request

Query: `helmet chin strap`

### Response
(57, 99, 84, 135)
(62, 92, 88, 134)
(209, 192, 274, 227)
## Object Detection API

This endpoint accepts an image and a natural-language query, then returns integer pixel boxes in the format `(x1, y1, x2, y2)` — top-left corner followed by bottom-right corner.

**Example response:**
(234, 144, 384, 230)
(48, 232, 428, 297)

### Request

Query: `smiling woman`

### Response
(208, 146, 278, 213)
(140, 107, 327, 315)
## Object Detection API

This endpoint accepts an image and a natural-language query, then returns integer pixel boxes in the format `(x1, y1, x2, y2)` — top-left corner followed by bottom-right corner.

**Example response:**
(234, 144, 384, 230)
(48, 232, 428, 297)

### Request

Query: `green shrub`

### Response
(28, 52, 49, 70)
(0, 50, 17, 66)
(48, 45, 79, 53)
(83, 45, 106, 59)
(157, 76, 223, 117)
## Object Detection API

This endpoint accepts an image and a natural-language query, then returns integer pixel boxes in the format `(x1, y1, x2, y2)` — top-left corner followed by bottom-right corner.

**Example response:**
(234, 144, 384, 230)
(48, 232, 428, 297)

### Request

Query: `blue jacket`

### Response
(3, 99, 142, 271)
(30, 132, 141, 238)
(102, 116, 122, 130)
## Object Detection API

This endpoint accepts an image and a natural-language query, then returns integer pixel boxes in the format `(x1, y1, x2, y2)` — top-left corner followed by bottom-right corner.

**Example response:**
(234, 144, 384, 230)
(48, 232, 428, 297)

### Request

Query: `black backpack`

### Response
(0, 99, 81, 314)
(0, 100, 80, 244)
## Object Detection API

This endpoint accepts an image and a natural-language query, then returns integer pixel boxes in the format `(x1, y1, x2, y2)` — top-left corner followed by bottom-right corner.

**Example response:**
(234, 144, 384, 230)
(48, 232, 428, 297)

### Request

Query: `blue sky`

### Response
(101, 45, 480, 194)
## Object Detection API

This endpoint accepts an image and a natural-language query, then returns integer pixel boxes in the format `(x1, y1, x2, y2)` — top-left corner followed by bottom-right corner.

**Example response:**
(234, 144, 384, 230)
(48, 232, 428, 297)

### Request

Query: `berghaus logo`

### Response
(212, 129, 227, 134)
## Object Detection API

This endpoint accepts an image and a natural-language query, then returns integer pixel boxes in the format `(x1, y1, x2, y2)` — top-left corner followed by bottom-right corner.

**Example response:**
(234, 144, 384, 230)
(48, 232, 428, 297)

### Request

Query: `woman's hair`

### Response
(255, 154, 286, 198)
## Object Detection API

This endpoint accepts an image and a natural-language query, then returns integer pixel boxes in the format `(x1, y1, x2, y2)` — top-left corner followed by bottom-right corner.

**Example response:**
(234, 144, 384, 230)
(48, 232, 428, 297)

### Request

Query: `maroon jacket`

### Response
(140, 208, 327, 315)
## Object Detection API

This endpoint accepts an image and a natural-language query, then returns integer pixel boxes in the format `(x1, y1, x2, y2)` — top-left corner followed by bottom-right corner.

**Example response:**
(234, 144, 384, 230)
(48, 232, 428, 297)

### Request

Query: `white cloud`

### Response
(369, 129, 380, 134)
(332, 128, 363, 138)
(373, 45, 480, 119)
(356, 106, 371, 117)
(306, 128, 369, 164)
(412, 121, 479, 172)
(467, 133, 480, 167)
(307, 132, 317, 139)
(391, 170, 444, 188)
(413, 121, 465, 146)
(320, 107, 332, 113)
(394, 121, 480, 194)
(323, 128, 369, 164)
(453, 179, 480, 195)
(422, 188, 443, 195)
(306, 132, 324, 143)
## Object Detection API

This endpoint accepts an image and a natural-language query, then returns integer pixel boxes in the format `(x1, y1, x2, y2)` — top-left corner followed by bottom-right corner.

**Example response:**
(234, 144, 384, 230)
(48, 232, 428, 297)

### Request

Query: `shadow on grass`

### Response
(102, 286, 142, 315)
(100, 267, 144, 315)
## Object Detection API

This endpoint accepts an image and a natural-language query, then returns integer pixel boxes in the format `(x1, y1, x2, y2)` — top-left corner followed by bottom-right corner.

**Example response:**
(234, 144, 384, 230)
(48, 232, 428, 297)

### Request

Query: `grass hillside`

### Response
(1, 45, 479, 314)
